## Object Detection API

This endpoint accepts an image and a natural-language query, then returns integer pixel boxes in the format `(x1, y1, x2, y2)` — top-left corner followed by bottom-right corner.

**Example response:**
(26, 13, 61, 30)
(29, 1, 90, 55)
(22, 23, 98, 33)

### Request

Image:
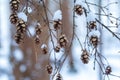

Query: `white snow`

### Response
(0, 57, 11, 72)
(75, 0, 82, 5)
(0, 75, 9, 80)
(18, 12, 27, 22)
(41, 44, 47, 49)
(37, 23, 41, 26)
(28, 26, 35, 36)
(88, 30, 100, 38)
(13, 49, 23, 62)
(87, 12, 96, 22)
(0, 0, 120, 80)
(27, 7, 32, 13)
(53, 10, 62, 21)
(0, 1, 12, 80)
(19, 64, 27, 72)
(75, 0, 88, 11)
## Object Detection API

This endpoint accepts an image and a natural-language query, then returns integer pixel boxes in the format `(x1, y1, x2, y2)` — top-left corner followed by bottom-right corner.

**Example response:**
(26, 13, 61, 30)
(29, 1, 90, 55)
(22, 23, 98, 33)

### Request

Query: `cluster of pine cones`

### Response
(10, 0, 27, 44)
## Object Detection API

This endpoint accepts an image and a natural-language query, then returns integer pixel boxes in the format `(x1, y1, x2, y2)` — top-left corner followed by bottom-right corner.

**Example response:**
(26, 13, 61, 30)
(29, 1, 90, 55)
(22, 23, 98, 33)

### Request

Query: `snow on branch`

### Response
(53, 10, 62, 21)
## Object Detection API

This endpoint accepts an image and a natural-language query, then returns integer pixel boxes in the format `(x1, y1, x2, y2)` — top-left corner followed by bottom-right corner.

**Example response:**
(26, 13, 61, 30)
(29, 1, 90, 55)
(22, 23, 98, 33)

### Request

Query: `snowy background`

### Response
(0, 0, 120, 80)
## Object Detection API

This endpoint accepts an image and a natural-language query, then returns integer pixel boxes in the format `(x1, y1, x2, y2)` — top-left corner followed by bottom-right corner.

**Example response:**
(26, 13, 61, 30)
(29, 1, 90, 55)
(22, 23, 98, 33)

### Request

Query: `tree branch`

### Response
(96, 18, 120, 41)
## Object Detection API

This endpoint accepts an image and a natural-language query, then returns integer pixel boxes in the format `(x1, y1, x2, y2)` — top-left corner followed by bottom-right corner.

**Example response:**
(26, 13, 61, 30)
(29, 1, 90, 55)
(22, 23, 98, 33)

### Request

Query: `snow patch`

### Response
(0, 74, 9, 80)
(88, 30, 100, 38)
(0, 57, 11, 72)
(19, 64, 27, 72)
(13, 49, 23, 61)
(28, 26, 35, 36)
(75, 0, 88, 10)
(18, 12, 27, 22)
(41, 44, 47, 49)
(37, 23, 41, 26)
(87, 12, 96, 22)
(27, 7, 32, 13)
(53, 10, 62, 21)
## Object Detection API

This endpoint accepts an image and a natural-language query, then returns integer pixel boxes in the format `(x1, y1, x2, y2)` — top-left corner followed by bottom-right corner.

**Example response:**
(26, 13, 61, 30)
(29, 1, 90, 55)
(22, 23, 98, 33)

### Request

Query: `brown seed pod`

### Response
(89, 21, 96, 29)
(16, 19, 27, 33)
(35, 23, 42, 35)
(81, 50, 89, 64)
(34, 36, 40, 45)
(56, 73, 62, 80)
(9, 13, 18, 24)
(54, 45, 61, 52)
(59, 34, 68, 47)
(90, 36, 98, 47)
(14, 32, 24, 44)
(46, 64, 53, 74)
(41, 44, 48, 54)
(105, 66, 112, 75)
(53, 19, 62, 30)
(74, 5, 83, 15)
(10, 0, 20, 12)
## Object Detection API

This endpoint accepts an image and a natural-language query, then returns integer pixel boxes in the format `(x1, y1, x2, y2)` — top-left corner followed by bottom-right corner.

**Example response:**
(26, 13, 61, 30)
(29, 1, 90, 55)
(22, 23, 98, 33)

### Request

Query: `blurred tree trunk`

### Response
(61, 0, 75, 70)
(11, 28, 49, 80)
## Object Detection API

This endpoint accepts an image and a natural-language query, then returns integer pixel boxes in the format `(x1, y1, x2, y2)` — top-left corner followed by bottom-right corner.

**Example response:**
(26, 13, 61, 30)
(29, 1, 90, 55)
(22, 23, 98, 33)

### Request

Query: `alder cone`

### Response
(10, 0, 20, 12)
(10, 13, 18, 24)
(54, 45, 60, 52)
(105, 66, 112, 75)
(35, 25, 42, 35)
(16, 19, 27, 34)
(56, 73, 62, 80)
(14, 32, 24, 44)
(46, 65, 53, 74)
(53, 19, 62, 30)
(59, 34, 68, 47)
(74, 5, 83, 15)
(89, 21, 96, 29)
(81, 50, 89, 64)
(34, 36, 40, 45)
(90, 36, 98, 47)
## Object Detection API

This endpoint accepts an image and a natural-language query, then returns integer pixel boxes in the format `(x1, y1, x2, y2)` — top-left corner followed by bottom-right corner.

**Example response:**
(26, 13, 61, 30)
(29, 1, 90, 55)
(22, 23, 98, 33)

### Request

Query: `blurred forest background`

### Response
(0, 0, 120, 80)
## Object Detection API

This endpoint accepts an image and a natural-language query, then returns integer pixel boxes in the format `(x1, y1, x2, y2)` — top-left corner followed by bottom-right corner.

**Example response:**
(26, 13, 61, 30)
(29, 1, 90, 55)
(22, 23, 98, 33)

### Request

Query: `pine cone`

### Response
(14, 32, 24, 44)
(54, 45, 61, 52)
(10, 13, 18, 24)
(59, 34, 68, 47)
(34, 36, 40, 45)
(74, 5, 83, 15)
(105, 66, 112, 75)
(35, 23, 42, 35)
(10, 0, 20, 12)
(46, 64, 53, 74)
(89, 21, 96, 29)
(90, 36, 98, 47)
(81, 50, 89, 64)
(53, 19, 62, 30)
(41, 44, 48, 54)
(16, 19, 27, 34)
(56, 73, 62, 80)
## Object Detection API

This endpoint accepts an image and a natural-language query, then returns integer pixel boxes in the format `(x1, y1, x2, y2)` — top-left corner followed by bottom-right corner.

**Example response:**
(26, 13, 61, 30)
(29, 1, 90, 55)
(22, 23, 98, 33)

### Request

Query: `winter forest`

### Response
(0, 0, 120, 80)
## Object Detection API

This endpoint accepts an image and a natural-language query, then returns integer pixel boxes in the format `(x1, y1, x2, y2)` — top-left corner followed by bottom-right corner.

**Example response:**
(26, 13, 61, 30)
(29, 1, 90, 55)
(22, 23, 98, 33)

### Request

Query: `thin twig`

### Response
(103, 2, 118, 8)
(42, 0, 57, 71)
(74, 33, 83, 50)
(95, 13, 120, 21)
(110, 74, 120, 78)
(27, 29, 38, 63)
(96, 18, 120, 41)
(84, 0, 90, 12)
(84, 1, 107, 15)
